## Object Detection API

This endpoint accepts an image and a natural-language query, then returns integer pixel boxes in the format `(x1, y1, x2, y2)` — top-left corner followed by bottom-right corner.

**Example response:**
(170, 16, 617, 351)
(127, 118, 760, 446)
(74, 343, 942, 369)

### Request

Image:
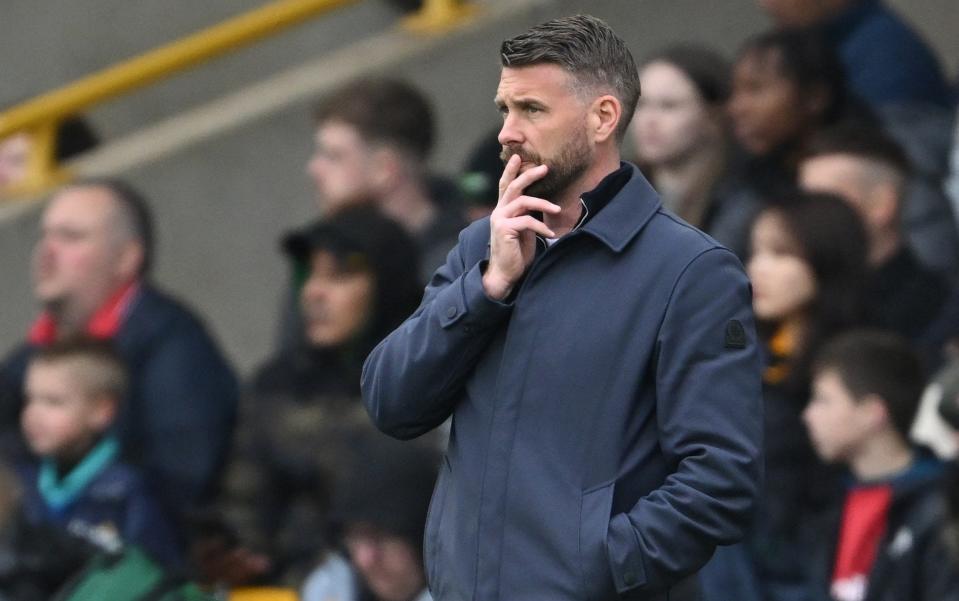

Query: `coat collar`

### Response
(27, 280, 142, 345)
(579, 162, 662, 253)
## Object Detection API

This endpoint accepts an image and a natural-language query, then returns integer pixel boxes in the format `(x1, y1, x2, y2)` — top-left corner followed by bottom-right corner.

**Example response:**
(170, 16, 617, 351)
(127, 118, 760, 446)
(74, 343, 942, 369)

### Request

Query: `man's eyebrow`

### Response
(493, 96, 544, 109)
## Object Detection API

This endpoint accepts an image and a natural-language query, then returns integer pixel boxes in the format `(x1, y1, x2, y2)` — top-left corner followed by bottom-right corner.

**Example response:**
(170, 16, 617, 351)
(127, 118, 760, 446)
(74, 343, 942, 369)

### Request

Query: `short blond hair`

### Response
(31, 338, 128, 403)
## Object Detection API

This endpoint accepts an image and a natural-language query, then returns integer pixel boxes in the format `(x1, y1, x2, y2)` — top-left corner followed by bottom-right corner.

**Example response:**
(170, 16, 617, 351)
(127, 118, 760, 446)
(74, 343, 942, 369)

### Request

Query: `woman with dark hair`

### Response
(629, 45, 760, 257)
(631, 45, 730, 225)
(745, 191, 870, 600)
(727, 29, 871, 199)
(211, 206, 424, 587)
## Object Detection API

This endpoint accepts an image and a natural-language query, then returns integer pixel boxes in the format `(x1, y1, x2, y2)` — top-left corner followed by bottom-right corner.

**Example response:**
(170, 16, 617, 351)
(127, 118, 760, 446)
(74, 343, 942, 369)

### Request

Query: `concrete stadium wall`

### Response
(0, 0, 955, 375)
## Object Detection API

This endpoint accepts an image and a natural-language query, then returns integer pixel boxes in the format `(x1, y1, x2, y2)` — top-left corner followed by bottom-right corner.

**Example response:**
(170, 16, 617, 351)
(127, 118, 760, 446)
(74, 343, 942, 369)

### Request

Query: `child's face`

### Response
(21, 362, 110, 460)
(803, 369, 874, 462)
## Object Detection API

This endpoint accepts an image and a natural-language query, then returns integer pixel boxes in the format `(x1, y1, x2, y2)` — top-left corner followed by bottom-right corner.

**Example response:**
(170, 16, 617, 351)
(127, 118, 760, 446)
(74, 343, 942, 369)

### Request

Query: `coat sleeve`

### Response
(361, 222, 513, 440)
(133, 317, 239, 515)
(917, 504, 959, 601)
(606, 248, 764, 594)
(122, 473, 185, 569)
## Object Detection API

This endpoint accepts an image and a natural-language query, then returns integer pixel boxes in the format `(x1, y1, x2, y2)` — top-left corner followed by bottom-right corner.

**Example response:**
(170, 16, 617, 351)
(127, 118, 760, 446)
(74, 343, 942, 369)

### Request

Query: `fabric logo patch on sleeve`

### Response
(725, 320, 747, 349)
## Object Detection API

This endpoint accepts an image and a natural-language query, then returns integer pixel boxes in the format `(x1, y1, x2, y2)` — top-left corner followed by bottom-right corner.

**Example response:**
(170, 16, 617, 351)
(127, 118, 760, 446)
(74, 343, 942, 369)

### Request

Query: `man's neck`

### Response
(44, 279, 135, 341)
(850, 432, 914, 482)
(47, 301, 95, 340)
(653, 144, 723, 202)
(544, 152, 621, 237)
(377, 178, 436, 235)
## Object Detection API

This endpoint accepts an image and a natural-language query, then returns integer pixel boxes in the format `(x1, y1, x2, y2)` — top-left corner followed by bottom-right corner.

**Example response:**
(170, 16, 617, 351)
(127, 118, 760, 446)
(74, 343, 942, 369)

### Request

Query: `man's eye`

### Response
(526, 106, 541, 114)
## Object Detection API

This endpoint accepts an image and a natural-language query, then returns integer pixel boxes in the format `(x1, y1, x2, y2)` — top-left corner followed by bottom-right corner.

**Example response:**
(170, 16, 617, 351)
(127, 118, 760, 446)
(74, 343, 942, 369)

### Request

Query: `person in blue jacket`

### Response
(758, 0, 953, 111)
(361, 15, 764, 601)
(16, 339, 181, 567)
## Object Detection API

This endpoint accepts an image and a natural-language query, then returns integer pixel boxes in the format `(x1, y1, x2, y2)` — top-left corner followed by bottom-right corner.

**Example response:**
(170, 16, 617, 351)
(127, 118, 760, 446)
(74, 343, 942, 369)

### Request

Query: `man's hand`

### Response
(482, 154, 561, 300)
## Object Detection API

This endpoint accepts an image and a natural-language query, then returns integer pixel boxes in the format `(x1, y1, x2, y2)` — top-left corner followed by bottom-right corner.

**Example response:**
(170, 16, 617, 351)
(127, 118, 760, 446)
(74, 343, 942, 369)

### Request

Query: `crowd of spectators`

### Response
(1, 1, 959, 600)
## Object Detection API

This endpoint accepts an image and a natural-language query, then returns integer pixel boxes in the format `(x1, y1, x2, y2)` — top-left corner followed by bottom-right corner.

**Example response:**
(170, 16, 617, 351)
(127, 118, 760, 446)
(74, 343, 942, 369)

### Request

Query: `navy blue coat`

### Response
(0, 285, 239, 517)
(17, 458, 182, 568)
(362, 165, 764, 601)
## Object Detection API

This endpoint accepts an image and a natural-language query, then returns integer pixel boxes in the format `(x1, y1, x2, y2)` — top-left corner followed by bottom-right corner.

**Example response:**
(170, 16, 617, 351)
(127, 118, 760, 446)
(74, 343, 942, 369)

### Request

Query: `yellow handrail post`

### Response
(0, 0, 361, 200)
(402, 0, 477, 33)
(26, 122, 61, 192)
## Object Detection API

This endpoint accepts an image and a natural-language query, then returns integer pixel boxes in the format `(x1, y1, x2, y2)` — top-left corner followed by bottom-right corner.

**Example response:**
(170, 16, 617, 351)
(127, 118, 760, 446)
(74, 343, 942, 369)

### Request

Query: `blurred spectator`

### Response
(799, 125, 954, 348)
(0, 456, 93, 600)
(305, 77, 465, 280)
(727, 29, 867, 200)
(912, 344, 959, 460)
(219, 206, 423, 586)
(0, 116, 99, 194)
(457, 128, 502, 223)
(947, 112, 959, 230)
(803, 330, 959, 601)
(938, 359, 959, 445)
(16, 339, 180, 566)
(630, 44, 759, 258)
(302, 431, 438, 601)
(757, 0, 953, 110)
(0, 179, 239, 524)
(746, 191, 869, 600)
(937, 357, 959, 554)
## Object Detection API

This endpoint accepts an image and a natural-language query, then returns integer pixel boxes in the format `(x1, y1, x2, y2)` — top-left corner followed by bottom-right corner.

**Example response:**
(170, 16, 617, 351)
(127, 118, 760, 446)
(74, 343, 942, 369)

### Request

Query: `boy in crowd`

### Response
(16, 338, 181, 567)
(802, 330, 959, 601)
(301, 432, 438, 601)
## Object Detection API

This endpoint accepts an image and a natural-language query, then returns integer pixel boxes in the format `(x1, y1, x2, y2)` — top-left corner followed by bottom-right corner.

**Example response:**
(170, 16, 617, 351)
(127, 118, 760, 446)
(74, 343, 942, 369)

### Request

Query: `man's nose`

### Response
(306, 154, 324, 180)
(350, 540, 378, 570)
(302, 277, 330, 303)
(34, 236, 55, 260)
(498, 114, 523, 147)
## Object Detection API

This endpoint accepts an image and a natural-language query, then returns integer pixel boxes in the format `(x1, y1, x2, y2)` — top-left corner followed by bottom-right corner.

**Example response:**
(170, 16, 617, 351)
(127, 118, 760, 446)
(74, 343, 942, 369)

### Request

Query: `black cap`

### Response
(458, 128, 503, 208)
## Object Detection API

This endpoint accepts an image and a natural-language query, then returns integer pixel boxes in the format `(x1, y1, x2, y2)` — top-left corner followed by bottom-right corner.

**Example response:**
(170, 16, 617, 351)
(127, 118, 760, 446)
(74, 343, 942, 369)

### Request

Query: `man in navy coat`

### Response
(362, 15, 763, 601)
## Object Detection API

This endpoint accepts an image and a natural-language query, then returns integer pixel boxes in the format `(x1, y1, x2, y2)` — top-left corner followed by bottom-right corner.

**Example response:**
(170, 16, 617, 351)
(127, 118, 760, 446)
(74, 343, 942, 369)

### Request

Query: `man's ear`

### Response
(369, 146, 402, 191)
(861, 393, 891, 431)
(88, 394, 117, 432)
(869, 180, 900, 229)
(589, 94, 622, 144)
(116, 240, 145, 281)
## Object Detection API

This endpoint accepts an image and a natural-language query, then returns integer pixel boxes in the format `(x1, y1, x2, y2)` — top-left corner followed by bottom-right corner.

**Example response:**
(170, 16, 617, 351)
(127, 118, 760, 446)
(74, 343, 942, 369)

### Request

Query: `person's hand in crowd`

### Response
(188, 526, 271, 589)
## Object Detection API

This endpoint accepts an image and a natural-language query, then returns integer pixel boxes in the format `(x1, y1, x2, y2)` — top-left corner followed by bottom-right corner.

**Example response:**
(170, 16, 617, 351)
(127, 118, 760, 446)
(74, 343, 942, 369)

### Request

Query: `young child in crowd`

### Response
(16, 338, 181, 567)
(802, 330, 959, 601)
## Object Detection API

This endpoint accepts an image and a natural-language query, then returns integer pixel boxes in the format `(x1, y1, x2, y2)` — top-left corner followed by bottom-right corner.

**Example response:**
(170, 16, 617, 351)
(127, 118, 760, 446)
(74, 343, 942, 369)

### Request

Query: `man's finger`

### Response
(502, 214, 556, 239)
(503, 163, 549, 201)
(501, 195, 562, 218)
(497, 154, 522, 206)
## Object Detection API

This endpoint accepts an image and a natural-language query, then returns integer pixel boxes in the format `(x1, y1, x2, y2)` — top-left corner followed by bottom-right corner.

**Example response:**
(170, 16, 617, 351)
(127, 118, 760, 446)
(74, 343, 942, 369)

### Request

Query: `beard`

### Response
(500, 126, 592, 202)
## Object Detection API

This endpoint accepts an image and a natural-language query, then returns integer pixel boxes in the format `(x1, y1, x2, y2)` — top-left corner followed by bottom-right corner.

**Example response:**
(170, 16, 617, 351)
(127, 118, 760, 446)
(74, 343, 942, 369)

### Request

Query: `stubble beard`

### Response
(500, 126, 592, 203)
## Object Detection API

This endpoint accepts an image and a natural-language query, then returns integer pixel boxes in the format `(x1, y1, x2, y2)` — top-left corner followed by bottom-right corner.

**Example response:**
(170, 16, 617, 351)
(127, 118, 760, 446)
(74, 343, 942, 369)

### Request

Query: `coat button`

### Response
(623, 570, 637, 587)
(446, 306, 457, 319)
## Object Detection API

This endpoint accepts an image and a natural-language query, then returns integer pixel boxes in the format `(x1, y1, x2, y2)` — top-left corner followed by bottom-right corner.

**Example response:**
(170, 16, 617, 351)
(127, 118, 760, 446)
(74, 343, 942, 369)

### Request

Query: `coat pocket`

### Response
(580, 481, 616, 601)
(424, 454, 451, 589)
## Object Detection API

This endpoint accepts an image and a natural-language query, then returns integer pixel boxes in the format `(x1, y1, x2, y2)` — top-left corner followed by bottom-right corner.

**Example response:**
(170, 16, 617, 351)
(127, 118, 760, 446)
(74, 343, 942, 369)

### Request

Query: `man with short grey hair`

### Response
(362, 15, 763, 600)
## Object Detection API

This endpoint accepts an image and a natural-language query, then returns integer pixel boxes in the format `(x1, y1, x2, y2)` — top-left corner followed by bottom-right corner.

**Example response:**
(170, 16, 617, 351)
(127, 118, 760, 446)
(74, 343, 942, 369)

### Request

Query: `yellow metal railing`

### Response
(0, 0, 474, 200)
